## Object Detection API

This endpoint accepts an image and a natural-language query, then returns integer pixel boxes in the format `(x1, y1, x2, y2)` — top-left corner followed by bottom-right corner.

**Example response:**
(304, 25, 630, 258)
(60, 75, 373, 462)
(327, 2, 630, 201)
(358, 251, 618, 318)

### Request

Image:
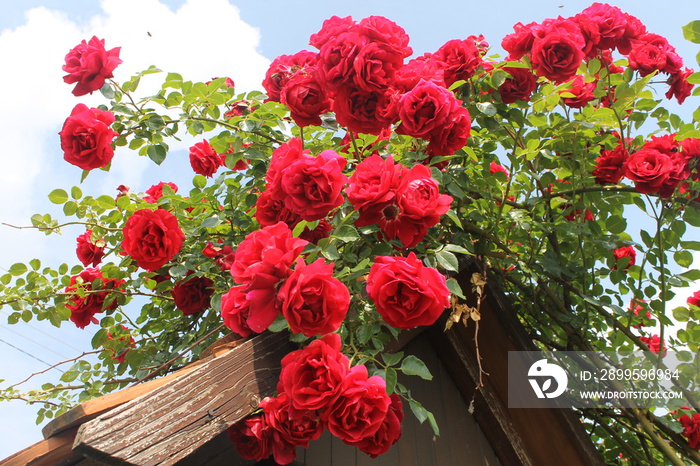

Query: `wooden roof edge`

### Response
(41, 332, 247, 440)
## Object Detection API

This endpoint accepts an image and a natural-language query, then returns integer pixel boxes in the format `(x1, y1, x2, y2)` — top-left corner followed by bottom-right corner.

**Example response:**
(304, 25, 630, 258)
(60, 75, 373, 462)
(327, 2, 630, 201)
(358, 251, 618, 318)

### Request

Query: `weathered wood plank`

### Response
(0, 426, 80, 466)
(73, 331, 295, 465)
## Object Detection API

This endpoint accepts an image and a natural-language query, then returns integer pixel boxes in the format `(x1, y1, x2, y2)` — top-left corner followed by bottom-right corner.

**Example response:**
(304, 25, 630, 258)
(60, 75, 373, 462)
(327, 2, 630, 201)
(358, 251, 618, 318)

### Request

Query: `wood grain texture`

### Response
(72, 331, 295, 465)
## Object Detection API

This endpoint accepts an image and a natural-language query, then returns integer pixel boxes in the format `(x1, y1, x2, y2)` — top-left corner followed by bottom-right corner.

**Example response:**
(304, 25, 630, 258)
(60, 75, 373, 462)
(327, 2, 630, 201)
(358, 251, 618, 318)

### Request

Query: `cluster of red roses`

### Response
(261, 15, 474, 160)
(593, 134, 700, 198)
(501, 2, 694, 104)
(65, 268, 124, 329)
(228, 334, 403, 464)
(188, 139, 249, 178)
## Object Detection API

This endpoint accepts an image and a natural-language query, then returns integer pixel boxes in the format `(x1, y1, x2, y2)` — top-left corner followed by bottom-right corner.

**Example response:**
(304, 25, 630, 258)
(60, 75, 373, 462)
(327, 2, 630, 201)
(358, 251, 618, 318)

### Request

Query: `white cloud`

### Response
(0, 0, 268, 457)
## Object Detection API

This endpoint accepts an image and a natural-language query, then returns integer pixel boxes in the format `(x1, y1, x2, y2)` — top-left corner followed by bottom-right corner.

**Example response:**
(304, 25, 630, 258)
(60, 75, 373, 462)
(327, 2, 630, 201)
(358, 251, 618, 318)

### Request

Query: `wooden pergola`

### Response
(2, 260, 603, 466)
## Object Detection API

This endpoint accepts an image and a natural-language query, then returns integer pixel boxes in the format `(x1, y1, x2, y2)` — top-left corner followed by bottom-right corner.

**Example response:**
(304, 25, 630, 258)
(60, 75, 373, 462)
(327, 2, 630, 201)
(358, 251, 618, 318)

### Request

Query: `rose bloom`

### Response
(529, 18, 586, 83)
(331, 84, 400, 135)
(502, 21, 538, 61)
(279, 149, 348, 221)
(299, 218, 333, 245)
(60, 103, 118, 171)
(309, 15, 356, 49)
(228, 415, 271, 462)
(393, 54, 446, 92)
(280, 70, 330, 127)
(121, 208, 185, 271)
(574, 2, 627, 55)
(666, 68, 695, 105)
(259, 393, 323, 465)
(220, 285, 255, 337)
(202, 242, 235, 272)
(432, 38, 484, 87)
(628, 33, 683, 77)
(630, 299, 651, 327)
(316, 30, 367, 90)
(612, 246, 636, 269)
(396, 80, 460, 140)
(262, 50, 318, 103)
(616, 12, 647, 55)
(277, 333, 349, 412)
(230, 222, 308, 286)
(490, 161, 510, 179)
(347, 154, 404, 227)
(499, 66, 538, 104)
(171, 273, 214, 316)
(347, 393, 404, 458)
(366, 252, 450, 329)
(65, 268, 124, 329)
(680, 413, 700, 450)
(188, 140, 222, 177)
(624, 148, 675, 195)
(592, 144, 629, 185)
(62, 36, 122, 96)
(106, 325, 135, 363)
(278, 258, 350, 337)
(254, 190, 302, 229)
(351, 41, 405, 92)
(76, 229, 105, 267)
(144, 181, 178, 204)
(322, 364, 391, 444)
(425, 105, 472, 157)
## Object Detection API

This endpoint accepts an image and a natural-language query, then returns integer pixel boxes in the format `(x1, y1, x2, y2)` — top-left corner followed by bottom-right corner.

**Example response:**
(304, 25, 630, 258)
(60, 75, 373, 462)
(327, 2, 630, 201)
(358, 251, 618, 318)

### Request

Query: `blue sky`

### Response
(0, 0, 698, 459)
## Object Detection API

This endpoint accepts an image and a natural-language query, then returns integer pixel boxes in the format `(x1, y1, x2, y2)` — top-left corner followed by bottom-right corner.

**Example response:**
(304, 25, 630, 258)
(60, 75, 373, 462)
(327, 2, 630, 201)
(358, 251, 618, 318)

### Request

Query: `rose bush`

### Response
(3, 4, 700, 465)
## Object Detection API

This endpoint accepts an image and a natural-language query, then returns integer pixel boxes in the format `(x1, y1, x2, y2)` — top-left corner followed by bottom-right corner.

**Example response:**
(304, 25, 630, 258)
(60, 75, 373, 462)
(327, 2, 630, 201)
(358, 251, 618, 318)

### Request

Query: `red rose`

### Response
(65, 268, 124, 329)
(680, 413, 700, 450)
(617, 12, 647, 55)
(498, 66, 538, 104)
(230, 222, 308, 286)
(262, 50, 318, 102)
(624, 148, 673, 195)
(310, 15, 356, 49)
(322, 364, 391, 443)
(76, 229, 105, 267)
(106, 325, 135, 363)
(666, 68, 695, 105)
(347, 393, 404, 458)
(144, 181, 178, 204)
(228, 415, 271, 461)
(220, 285, 255, 337)
(266, 138, 310, 187)
(254, 190, 302, 229)
(490, 161, 510, 179)
(530, 18, 586, 83)
(316, 31, 367, 90)
(202, 242, 235, 272)
(393, 55, 446, 92)
(279, 149, 348, 221)
(612, 246, 636, 269)
(560, 75, 597, 109)
(171, 273, 214, 315)
(121, 208, 185, 271)
(59, 103, 118, 170)
(259, 393, 323, 465)
(628, 33, 683, 77)
(366, 252, 450, 329)
(351, 41, 404, 92)
(188, 140, 222, 177)
(433, 38, 484, 87)
(278, 258, 350, 337)
(396, 80, 459, 139)
(62, 36, 122, 96)
(425, 105, 472, 157)
(358, 16, 412, 59)
(278, 333, 349, 412)
(574, 3, 627, 55)
(502, 21, 538, 61)
(592, 143, 628, 185)
(298, 218, 333, 245)
(280, 70, 330, 127)
(347, 154, 404, 227)
(332, 85, 400, 135)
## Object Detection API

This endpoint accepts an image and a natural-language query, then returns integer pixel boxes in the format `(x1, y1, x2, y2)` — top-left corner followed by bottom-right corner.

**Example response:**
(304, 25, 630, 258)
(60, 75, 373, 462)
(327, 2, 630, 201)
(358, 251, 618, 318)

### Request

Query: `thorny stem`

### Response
(8, 350, 102, 389)
(2, 221, 121, 233)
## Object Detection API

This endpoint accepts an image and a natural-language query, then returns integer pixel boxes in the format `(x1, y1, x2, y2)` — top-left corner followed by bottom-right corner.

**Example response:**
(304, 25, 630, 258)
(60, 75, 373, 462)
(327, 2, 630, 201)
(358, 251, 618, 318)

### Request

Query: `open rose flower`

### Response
(144, 182, 178, 204)
(280, 70, 330, 127)
(396, 80, 460, 140)
(680, 413, 700, 450)
(278, 258, 350, 337)
(62, 36, 122, 96)
(347, 393, 404, 458)
(59, 104, 118, 170)
(121, 208, 185, 271)
(499, 66, 538, 104)
(76, 230, 105, 267)
(277, 333, 349, 413)
(171, 273, 214, 316)
(220, 285, 255, 337)
(529, 18, 586, 83)
(65, 268, 124, 329)
(228, 415, 271, 462)
(366, 252, 450, 329)
(347, 154, 405, 227)
(612, 245, 636, 269)
(322, 364, 391, 444)
(592, 143, 629, 185)
(188, 140, 223, 177)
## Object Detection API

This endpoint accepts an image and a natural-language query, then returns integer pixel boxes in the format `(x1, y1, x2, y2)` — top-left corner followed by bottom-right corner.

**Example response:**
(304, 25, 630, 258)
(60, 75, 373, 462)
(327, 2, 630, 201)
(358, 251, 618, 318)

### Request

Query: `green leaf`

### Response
(401, 355, 433, 380)
(201, 217, 221, 228)
(408, 399, 440, 436)
(192, 175, 207, 189)
(48, 189, 69, 204)
(475, 102, 497, 116)
(147, 144, 167, 165)
(71, 186, 83, 200)
(446, 277, 465, 299)
(384, 367, 397, 395)
(675, 250, 694, 267)
(382, 351, 404, 367)
(334, 225, 360, 242)
(683, 21, 700, 44)
(436, 250, 459, 272)
(673, 306, 690, 322)
(605, 215, 627, 235)
(9, 263, 27, 276)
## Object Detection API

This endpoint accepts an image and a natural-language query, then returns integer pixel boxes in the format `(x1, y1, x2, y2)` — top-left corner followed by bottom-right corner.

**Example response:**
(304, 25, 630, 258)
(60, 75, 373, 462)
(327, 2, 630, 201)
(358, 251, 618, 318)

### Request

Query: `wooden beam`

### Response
(72, 331, 294, 465)
(0, 427, 80, 466)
